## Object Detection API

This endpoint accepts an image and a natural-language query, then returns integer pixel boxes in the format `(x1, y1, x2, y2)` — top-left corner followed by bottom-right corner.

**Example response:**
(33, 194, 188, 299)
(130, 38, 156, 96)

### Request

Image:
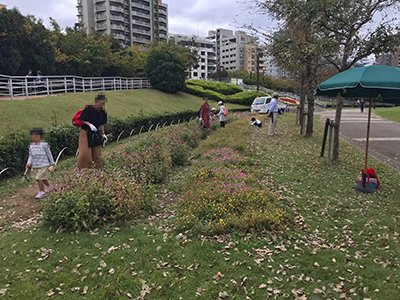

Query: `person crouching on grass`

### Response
(26, 128, 55, 199)
(251, 117, 262, 128)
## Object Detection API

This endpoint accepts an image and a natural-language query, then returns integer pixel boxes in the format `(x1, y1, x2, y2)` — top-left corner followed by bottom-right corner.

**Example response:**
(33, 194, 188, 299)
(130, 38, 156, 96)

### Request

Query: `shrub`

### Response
(183, 84, 225, 101)
(186, 79, 243, 95)
(226, 91, 268, 106)
(145, 43, 192, 93)
(43, 169, 155, 231)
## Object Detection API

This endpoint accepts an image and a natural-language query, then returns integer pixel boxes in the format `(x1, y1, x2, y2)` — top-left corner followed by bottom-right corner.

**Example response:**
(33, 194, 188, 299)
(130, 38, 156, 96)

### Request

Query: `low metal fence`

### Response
(0, 74, 151, 99)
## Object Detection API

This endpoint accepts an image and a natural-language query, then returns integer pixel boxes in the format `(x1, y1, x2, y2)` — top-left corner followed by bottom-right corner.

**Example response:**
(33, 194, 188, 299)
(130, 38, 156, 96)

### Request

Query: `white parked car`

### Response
(251, 97, 288, 114)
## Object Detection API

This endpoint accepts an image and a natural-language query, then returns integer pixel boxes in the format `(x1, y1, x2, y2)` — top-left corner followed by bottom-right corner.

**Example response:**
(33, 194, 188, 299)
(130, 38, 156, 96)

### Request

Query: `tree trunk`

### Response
(306, 92, 314, 136)
(332, 96, 343, 161)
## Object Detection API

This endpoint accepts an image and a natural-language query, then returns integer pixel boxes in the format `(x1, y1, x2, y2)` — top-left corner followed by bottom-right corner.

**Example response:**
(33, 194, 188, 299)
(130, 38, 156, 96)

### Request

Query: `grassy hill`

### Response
(0, 89, 246, 134)
(375, 106, 400, 122)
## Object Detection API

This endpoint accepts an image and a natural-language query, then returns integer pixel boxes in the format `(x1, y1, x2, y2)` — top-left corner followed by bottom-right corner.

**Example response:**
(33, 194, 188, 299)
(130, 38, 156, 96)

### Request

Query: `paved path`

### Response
(318, 109, 400, 170)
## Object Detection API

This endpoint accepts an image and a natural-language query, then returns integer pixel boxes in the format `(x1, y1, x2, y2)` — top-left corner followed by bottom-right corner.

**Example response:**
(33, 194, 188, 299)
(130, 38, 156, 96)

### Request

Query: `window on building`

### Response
(201, 73, 206, 78)
(201, 66, 205, 70)
(193, 72, 198, 77)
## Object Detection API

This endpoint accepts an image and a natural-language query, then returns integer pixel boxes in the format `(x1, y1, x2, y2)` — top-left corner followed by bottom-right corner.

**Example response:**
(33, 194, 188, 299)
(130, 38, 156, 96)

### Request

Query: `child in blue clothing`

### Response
(25, 128, 55, 199)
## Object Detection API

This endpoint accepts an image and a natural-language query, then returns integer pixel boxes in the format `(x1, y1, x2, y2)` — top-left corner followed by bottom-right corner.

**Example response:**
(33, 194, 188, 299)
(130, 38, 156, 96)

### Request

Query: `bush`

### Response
(43, 169, 155, 231)
(226, 91, 268, 106)
(183, 84, 225, 101)
(187, 79, 243, 95)
(145, 43, 192, 93)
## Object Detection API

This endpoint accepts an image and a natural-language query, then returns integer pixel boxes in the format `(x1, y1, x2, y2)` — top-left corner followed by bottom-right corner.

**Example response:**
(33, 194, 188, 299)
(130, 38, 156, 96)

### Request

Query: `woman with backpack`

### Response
(218, 101, 228, 128)
(75, 94, 108, 169)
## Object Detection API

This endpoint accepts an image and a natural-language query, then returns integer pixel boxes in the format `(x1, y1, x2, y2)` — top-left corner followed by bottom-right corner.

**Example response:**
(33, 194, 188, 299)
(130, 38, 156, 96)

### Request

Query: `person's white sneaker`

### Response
(35, 191, 46, 199)
(44, 185, 53, 193)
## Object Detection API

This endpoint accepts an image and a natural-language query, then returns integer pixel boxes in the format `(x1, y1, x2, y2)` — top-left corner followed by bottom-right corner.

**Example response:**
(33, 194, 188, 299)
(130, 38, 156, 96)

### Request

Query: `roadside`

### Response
(317, 109, 400, 170)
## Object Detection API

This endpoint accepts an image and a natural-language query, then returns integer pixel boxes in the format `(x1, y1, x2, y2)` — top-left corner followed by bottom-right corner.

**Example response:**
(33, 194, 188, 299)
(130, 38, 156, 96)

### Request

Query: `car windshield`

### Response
(253, 98, 267, 105)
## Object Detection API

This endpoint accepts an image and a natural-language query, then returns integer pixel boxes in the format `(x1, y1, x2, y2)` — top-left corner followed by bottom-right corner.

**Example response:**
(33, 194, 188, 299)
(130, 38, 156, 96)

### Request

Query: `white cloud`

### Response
(2, 0, 275, 36)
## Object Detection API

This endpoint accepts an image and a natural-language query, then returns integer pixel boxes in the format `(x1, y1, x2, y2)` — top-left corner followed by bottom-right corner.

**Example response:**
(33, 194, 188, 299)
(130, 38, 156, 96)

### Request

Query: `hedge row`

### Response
(0, 111, 197, 179)
(184, 83, 268, 106)
(0, 109, 249, 180)
(226, 91, 268, 106)
(183, 84, 225, 101)
(186, 79, 243, 95)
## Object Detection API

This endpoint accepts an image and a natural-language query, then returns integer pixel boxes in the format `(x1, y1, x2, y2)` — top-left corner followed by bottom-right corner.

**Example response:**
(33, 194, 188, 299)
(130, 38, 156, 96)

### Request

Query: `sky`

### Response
(2, 0, 277, 37)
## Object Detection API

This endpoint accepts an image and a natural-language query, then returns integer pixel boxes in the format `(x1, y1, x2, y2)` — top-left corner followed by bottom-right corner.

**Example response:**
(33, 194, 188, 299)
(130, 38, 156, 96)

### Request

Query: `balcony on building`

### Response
(132, 19, 151, 28)
(109, 0, 123, 4)
(110, 5, 124, 13)
(110, 23, 125, 31)
(133, 27, 151, 36)
(132, 35, 151, 45)
(95, 4, 106, 12)
(132, 10, 151, 20)
(96, 14, 107, 21)
(110, 14, 125, 22)
(132, 2, 150, 11)
(95, 0, 106, 3)
(96, 22, 108, 31)
(112, 32, 126, 40)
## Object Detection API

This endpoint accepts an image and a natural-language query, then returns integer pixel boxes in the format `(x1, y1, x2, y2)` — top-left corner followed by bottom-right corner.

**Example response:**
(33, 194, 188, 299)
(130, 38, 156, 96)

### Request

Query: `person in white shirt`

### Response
(26, 128, 55, 199)
(250, 117, 263, 128)
(218, 101, 227, 128)
(268, 94, 279, 136)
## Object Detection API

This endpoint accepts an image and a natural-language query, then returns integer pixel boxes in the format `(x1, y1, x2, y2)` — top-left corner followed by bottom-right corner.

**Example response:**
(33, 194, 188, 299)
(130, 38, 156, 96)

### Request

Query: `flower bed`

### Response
(176, 146, 286, 234)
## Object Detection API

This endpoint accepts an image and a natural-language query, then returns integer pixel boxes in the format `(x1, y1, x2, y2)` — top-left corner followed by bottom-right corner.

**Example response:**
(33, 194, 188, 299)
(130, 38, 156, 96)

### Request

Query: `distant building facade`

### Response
(207, 29, 257, 71)
(264, 56, 286, 78)
(77, 0, 168, 47)
(170, 33, 216, 80)
(375, 47, 400, 67)
(0, 3, 6, 10)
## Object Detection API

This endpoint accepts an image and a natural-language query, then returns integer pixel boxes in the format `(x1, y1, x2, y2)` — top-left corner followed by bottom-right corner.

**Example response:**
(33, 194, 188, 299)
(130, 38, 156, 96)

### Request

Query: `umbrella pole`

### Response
(364, 98, 373, 172)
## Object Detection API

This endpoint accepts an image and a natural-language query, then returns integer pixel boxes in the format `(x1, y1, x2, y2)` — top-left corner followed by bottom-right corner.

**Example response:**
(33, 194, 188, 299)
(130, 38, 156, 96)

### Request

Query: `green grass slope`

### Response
(0, 90, 246, 134)
(375, 106, 400, 122)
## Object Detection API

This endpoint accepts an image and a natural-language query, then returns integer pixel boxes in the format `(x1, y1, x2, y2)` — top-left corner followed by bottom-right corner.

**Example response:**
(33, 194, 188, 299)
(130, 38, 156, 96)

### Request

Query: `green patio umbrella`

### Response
(316, 65, 400, 187)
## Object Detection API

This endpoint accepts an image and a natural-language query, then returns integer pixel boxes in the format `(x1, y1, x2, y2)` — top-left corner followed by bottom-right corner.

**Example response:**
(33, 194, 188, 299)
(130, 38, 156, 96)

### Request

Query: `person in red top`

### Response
(199, 98, 211, 129)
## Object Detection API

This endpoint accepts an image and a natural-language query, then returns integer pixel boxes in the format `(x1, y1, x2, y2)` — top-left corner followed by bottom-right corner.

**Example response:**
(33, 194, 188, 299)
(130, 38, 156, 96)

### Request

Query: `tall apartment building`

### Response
(208, 29, 257, 71)
(375, 47, 400, 67)
(77, 0, 168, 47)
(243, 44, 267, 74)
(170, 34, 216, 79)
(0, 3, 6, 10)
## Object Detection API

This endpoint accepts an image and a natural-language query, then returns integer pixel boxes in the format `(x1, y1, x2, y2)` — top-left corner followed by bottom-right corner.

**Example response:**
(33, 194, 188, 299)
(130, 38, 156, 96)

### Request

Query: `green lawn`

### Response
(0, 89, 246, 134)
(1, 114, 400, 299)
(375, 106, 400, 122)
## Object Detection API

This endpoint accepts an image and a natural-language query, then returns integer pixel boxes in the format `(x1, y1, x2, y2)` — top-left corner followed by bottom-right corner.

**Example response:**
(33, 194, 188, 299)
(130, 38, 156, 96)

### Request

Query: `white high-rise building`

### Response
(77, 0, 168, 47)
(207, 29, 257, 71)
(170, 34, 217, 79)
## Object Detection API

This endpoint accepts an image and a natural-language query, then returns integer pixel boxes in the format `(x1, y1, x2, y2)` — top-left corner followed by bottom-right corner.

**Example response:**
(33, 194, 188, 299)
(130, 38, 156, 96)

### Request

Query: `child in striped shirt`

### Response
(26, 128, 55, 199)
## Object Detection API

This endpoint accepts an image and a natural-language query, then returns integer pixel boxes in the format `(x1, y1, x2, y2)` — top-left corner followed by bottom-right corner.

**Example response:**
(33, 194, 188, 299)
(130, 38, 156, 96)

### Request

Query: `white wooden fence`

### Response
(0, 74, 151, 99)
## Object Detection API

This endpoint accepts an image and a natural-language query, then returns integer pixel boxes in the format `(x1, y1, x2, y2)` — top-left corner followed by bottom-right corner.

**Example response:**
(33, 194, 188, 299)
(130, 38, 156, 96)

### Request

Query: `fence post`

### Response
(64, 77, 67, 94)
(119, 78, 122, 90)
(90, 79, 93, 92)
(328, 122, 334, 161)
(320, 118, 330, 157)
(9, 78, 13, 100)
(25, 77, 29, 98)
(126, 78, 128, 90)
(102, 78, 105, 91)
(140, 79, 143, 89)
(113, 78, 116, 90)
(46, 78, 50, 96)
(83, 78, 86, 93)
(73, 77, 76, 93)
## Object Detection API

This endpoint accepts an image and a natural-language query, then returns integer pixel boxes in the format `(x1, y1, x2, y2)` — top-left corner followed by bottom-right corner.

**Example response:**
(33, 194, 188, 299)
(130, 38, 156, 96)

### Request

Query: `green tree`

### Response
(315, 0, 400, 161)
(0, 8, 55, 75)
(145, 42, 195, 93)
(256, 0, 333, 136)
